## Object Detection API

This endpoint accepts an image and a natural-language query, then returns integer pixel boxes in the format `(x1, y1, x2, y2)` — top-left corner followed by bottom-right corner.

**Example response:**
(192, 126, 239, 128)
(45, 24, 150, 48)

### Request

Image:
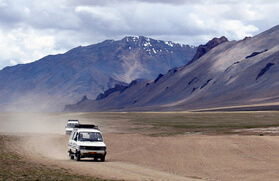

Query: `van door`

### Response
(69, 131, 78, 153)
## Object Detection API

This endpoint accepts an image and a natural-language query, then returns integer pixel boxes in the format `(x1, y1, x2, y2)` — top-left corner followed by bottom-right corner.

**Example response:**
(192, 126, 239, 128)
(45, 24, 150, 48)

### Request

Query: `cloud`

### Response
(67, 0, 199, 6)
(0, 27, 60, 67)
(0, 1, 29, 24)
(0, 0, 279, 69)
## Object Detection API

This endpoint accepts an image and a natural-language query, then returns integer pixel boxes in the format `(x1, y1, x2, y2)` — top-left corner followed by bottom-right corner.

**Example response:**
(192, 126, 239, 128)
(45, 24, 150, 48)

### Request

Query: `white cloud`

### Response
(10, 59, 18, 65)
(0, 27, 60, 65)
(23, 32, 55, 51)
(219, 20, 259, 40)
(0, 0, 279, 69)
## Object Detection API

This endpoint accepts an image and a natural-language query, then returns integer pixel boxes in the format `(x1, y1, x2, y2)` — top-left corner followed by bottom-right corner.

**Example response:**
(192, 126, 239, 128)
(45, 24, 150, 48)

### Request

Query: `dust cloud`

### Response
(0, 112, 82, 134)
(0, 91, 81, 112)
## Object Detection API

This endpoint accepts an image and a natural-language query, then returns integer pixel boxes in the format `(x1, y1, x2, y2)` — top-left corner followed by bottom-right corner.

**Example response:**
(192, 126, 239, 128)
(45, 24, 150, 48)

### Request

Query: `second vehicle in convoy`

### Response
(65, 119, 79, 134)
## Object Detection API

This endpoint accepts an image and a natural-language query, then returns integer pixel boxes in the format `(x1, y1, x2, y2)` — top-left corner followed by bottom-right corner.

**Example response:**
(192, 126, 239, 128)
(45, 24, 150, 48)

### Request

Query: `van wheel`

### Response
(69, 150, 74, 160)
(76, 151, 81, 161)
(101, 156, 105, 162)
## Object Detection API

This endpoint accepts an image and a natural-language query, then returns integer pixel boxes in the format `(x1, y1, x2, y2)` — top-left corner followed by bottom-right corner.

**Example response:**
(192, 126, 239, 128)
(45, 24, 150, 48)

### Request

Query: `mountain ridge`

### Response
(64, 24, 279, 112)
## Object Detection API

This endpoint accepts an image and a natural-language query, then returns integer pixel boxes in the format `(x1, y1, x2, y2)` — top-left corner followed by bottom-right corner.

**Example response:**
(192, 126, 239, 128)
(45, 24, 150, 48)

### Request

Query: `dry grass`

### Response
(77, 111, 279, 135)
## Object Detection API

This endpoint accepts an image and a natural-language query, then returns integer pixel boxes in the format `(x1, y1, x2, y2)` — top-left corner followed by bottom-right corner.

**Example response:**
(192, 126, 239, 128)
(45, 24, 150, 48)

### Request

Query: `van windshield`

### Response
(67, 123, 77, 128)
(78, 132, 103, 142)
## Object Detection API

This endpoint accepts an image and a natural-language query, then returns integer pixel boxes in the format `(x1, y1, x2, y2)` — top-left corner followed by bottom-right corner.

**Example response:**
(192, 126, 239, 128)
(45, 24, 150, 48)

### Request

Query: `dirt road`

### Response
(8, 134, 200, 181)
(2, 112, 279, 180)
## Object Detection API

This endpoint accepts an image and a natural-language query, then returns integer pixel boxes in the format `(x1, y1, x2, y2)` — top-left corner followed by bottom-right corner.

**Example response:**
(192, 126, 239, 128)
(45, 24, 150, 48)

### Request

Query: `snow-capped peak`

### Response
(165, 41, 174, 47)
(125, 36, 140, 42)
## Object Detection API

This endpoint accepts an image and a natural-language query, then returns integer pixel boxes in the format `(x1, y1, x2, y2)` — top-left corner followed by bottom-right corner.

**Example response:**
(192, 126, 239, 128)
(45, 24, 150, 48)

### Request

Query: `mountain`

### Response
(65, 25, 279, 112)
(0, 36, 197, 111)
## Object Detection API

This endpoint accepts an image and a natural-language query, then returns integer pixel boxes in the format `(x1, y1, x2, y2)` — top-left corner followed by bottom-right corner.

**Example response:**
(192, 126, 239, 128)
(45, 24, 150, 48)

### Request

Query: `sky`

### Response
(0, 0, 279, 69)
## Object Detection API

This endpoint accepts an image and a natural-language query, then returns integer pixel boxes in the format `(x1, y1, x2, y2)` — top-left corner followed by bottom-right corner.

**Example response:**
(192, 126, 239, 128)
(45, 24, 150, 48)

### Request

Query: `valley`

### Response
(1, 112, 279, 180)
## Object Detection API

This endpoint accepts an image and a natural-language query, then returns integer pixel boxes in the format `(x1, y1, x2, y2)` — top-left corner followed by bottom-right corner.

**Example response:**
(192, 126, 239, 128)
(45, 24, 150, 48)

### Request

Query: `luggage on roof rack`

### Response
(68, 119, 79, 122)
(74, 124, 99, 130)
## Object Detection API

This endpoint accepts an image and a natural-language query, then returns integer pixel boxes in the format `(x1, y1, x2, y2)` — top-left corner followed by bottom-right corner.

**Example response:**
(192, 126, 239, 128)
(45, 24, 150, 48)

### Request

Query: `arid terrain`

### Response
(1, 112, 279, 180)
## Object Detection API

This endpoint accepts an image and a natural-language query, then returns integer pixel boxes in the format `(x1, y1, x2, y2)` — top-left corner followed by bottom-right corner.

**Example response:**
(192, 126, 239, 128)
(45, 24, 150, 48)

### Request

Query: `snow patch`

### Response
(152, 48, 157, 54)
(165, 41, 174, 47)
(145, 49, 151, 56)
(133, 36, 139, 41)
(143, 42, 152, 47)
(126, 36, 139, 42)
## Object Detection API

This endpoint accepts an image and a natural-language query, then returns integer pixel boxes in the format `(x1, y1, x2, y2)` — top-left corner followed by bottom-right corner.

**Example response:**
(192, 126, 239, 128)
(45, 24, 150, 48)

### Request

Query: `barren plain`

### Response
(1, 112, 279, 180)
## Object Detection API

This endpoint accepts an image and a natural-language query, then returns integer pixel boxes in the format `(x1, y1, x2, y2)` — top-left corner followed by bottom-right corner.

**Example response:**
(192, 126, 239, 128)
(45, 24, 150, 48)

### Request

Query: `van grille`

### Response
(80, 146, 106, 150)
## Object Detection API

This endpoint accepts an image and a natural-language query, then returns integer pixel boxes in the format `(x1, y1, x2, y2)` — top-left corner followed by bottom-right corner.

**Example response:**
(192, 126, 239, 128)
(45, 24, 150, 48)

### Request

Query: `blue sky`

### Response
(0, 0, 279, 69)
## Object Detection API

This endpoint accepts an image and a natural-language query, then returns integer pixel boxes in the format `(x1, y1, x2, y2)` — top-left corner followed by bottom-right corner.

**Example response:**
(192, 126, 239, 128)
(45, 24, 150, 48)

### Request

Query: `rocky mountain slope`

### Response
(0, 36, 196, 111)
(65, 25, 279, 112)
(188, 36, 228, 64)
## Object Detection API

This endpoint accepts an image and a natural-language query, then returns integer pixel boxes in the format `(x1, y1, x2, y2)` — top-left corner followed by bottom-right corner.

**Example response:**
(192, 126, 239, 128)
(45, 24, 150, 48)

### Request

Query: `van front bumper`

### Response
(80, 150, 106, 158)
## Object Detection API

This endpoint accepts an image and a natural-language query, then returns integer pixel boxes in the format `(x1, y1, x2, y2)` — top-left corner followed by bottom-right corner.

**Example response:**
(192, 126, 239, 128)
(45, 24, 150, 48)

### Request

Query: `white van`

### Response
(68, 124, 107, 161)
(65, 120, 79, 134)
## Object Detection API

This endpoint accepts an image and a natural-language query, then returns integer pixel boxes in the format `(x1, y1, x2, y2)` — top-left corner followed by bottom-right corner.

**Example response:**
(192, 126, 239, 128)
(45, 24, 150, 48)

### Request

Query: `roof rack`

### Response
(68, 119, 79, 122)
(74, 124, 99, 130)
